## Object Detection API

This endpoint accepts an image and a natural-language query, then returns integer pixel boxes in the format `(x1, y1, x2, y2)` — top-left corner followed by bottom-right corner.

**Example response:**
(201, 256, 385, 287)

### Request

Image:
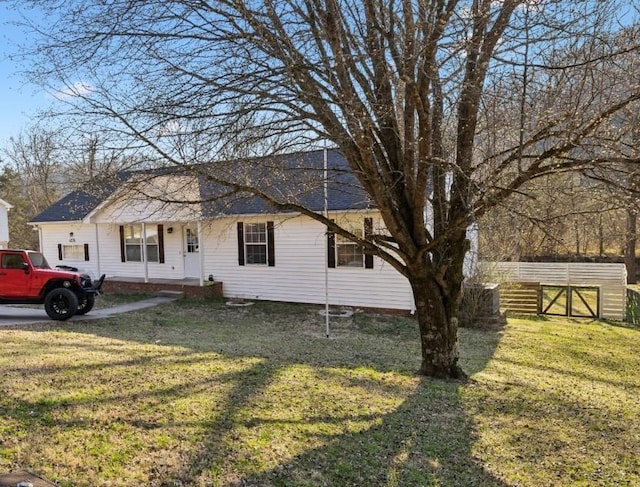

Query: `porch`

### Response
(102, 276, 224, 300)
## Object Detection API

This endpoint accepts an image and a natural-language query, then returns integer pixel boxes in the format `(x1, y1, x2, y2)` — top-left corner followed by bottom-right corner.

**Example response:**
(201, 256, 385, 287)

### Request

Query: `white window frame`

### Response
(185, 227, 199, 253)
(336, 227, 364, 267)
(244, 222, 267, 265)
(123, 224, 159, 263)
(63, 244, 85, 261)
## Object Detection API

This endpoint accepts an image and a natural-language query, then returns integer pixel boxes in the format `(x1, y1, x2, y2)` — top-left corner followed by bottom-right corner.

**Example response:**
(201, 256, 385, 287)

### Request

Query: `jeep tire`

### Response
(44, 288, 79, 321)
(76, 294, 95, 315)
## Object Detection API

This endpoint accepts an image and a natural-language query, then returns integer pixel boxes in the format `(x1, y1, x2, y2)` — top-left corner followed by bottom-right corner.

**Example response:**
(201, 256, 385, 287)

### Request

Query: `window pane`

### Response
(146, 244, 159, 262)
(245, 223, 266, 243)
(246, 244, 267, 264)
(2, 254, 25, 269)
(126, 245, 142, 262)
(337, 227, 363, 243)
(337, 243, 363, 267)
(146, 225, 158, 244)
(336, 226, 364, 267)
(29, 253, 50, 268)
(63, 245, 85, 260)
(186, 228, 199, 253)
(124, 224, 161, 262)
(126, 224, 142, 240)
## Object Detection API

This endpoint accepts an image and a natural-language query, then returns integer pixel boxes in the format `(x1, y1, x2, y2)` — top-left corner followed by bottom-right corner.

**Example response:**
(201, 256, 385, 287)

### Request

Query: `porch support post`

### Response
(198, 220, 204, 287)
(37, 225, 43, 253)
(142, 222, 149, 283)
(94, 223, 101, 277)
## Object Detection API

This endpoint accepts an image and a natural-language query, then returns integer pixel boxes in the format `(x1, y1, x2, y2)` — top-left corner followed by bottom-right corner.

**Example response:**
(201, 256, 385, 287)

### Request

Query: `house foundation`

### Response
(103, 277, 223, 300)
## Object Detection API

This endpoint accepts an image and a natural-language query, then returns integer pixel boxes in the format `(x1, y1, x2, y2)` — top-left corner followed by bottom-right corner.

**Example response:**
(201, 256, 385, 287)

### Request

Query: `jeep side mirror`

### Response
(21, 262, 30, 273)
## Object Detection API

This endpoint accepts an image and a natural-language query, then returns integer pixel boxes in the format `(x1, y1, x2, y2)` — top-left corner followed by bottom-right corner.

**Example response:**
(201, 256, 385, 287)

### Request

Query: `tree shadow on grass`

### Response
(2, 302, 507, 486)
(205, 380, 507, 487)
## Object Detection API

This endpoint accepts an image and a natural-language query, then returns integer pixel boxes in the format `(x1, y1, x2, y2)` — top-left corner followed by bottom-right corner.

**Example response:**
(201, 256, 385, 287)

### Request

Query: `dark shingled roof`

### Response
(30, 184, 119, 223)
(30, 149, 374, 223)
(200, 148, 373, 216)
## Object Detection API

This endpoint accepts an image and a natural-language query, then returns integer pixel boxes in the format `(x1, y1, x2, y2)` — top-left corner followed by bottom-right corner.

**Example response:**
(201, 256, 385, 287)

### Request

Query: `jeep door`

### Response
(0, 252, 33, 297)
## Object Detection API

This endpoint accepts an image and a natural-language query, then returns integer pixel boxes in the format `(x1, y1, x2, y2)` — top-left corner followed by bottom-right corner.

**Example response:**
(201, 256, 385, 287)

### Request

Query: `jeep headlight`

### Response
(80, 274, 92, 288)
(63, 280, 71, 288)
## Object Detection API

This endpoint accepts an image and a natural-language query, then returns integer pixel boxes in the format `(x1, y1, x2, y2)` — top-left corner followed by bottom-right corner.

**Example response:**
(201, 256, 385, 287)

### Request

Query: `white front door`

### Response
(183, 225, 200, 278)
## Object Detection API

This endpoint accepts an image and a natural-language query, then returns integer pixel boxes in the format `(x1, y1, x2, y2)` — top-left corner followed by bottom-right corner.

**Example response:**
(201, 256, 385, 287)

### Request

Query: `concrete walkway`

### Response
(0, 296, 178, 326)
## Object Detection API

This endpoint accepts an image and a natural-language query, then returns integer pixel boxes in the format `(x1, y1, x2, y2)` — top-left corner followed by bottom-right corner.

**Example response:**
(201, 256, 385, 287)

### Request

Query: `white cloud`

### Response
(52, 81, 93, 101)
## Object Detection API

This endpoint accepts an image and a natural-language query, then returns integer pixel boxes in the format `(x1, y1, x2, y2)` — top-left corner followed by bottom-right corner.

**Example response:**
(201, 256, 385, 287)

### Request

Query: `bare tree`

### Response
(573, 26, 640, 282)
(62, 133, 139, 186)
(16, 0, 640, 377)
(4, 126, 62, 215)
(0, 164, 40, 249)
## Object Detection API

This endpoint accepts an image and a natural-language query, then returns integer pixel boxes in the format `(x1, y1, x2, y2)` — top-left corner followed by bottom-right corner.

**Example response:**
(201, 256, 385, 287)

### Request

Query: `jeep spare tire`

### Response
(76, 294, 95, 315)
(44, 288, 79, 320)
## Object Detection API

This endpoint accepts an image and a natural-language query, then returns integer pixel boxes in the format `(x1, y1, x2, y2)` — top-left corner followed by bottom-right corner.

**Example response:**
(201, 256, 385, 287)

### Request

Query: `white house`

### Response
(0, 198, 13, 249)
(29, 149, 476, 312)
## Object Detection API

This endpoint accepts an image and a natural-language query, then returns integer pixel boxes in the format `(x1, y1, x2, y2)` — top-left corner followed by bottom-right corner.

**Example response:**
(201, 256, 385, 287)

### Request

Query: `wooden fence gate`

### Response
(541, 285, 600, 318)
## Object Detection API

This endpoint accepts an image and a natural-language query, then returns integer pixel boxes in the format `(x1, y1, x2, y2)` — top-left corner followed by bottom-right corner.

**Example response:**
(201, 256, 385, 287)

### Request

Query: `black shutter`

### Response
(119, 225, 126, 262)
(237, 222, 245, 266)
(158, 224, 165, 264)
(364, 217, 374, 269)
(327, 221, 336, 268)
(267, 221, 275, 267)
(58, 244, 63, 261)
(84, 243, 90, 261)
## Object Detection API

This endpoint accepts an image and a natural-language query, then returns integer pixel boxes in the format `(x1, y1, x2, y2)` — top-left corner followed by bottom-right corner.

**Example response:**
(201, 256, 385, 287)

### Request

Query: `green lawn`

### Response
(0, 300, 638, 486)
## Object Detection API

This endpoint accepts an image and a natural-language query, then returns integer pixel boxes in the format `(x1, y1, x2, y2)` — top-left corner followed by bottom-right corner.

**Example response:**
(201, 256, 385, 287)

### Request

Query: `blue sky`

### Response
(1, 1, 637, 152)
(0, 3, 51, 148)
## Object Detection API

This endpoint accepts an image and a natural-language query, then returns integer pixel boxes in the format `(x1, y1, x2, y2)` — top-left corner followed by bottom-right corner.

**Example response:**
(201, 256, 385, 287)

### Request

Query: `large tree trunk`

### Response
(405, 229, 471, 379)
(411, 278, 465, 379)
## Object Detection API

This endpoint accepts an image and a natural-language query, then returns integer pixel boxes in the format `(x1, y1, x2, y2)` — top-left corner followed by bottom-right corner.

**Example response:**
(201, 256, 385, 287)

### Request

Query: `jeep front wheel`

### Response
(44, 288, 79, 321)
(76, 294, 95, 315)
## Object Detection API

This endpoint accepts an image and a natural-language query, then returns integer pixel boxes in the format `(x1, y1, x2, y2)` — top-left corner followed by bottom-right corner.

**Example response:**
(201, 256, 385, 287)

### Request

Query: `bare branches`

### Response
(13, 0, 640, 282)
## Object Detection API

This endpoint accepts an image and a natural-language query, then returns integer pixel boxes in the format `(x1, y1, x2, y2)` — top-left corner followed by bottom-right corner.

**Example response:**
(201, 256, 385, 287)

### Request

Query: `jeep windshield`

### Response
(29, 252, 51, 269)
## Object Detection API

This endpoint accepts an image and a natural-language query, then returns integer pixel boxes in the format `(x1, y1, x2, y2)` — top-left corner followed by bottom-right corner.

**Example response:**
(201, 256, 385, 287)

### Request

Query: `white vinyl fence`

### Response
(481, 262, 627, 321)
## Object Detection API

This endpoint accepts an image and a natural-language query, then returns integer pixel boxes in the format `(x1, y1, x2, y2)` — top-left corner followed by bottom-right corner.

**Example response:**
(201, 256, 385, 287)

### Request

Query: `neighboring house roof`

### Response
(30, 149, 374, 224)
(0, 198, 13, 210)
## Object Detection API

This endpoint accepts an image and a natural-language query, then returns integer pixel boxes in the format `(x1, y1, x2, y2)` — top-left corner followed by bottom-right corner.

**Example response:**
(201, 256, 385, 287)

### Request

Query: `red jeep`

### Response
(0, 249, 105, 321)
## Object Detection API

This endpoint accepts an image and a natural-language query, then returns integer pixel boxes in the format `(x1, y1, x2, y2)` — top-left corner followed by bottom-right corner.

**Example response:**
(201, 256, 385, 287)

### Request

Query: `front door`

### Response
(183, 225, 200, 278)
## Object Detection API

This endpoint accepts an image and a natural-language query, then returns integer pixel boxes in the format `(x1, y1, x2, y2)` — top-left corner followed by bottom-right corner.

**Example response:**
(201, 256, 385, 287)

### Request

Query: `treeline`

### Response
(0, 127, 135, 249)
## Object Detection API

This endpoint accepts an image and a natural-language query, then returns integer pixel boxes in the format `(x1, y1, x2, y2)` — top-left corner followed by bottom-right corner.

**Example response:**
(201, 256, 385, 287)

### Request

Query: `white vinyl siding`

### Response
(38, 211, 415, 311)
(204, 214, 414, 311)
(38, 223, 184, 280)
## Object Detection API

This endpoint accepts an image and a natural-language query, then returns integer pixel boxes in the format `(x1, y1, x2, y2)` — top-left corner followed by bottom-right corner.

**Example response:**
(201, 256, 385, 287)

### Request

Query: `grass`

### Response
(92, 292, 152, 310)
(0, 300, 638, 486)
